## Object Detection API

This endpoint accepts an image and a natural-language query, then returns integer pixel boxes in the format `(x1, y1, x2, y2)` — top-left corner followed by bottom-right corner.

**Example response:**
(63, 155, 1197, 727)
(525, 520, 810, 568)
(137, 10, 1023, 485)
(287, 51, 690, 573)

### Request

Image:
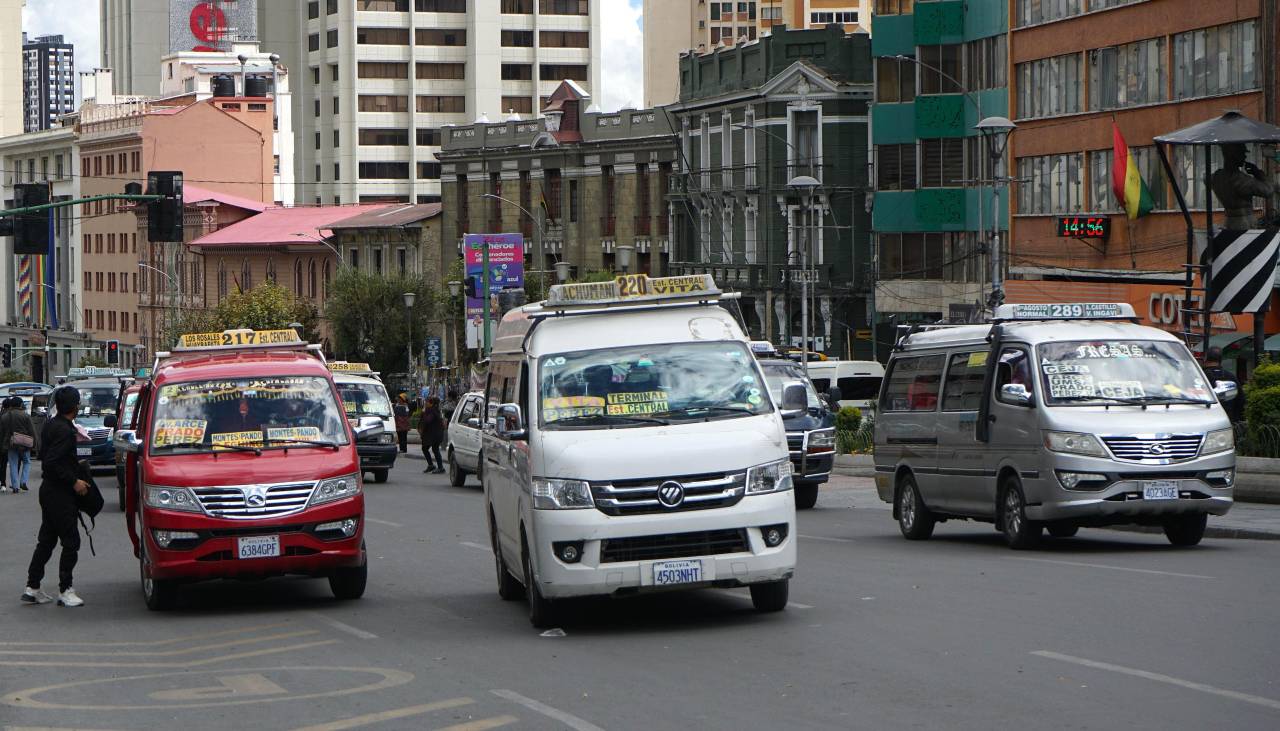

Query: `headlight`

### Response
(152, 529, 199, 549)
(1055, 471, 1110, 490)
(309, 473, 361, 507)
(1043, 431, 1107, 457)
(1202, 428, 1234, 455)
(807, 429, 836, 452)
(531, 478, 594, 510)
(1204, 469, 1234, 487)
(747, 458, 793, 494)
(143, 484, 204, 514)
(377, 432, 395, 445)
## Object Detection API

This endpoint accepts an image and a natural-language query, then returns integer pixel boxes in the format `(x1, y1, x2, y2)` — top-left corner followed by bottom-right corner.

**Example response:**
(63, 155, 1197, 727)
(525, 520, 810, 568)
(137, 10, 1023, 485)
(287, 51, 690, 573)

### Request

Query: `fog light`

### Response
(1205, 469, 1234, 487)
(153, 529, 198, 549)
(553, 540, 584, 564)
(316, 519, 359, 538)
(760, 524, 788, 548)
(1056, 471, 1110, 490)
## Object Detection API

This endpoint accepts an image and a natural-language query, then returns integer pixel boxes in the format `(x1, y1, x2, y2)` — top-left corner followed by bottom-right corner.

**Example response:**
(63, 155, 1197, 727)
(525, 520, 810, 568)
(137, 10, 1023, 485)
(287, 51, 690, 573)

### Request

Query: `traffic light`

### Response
(1, 344, 10, 368)
(13, 183, 51, 256)
(464, 275, 480, 299)
(146, 171, 184, 243)
(106, 340, 120, 365)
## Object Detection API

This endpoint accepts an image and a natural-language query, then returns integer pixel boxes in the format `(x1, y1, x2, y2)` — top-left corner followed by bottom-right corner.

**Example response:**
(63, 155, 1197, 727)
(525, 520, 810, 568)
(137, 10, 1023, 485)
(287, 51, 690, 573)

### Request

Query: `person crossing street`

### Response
(22, 386, 89, 608)
(418, 396, 445, 474)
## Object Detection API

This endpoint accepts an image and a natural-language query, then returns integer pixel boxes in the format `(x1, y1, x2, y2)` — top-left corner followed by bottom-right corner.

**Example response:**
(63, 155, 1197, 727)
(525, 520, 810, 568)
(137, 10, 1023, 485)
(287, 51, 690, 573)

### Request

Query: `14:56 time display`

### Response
(1056, 216, 1110, 239)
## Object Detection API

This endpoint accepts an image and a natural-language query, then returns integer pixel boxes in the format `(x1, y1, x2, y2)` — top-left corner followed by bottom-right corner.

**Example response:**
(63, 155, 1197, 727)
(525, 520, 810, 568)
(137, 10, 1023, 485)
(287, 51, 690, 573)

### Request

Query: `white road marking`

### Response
(460, 541, 492, 553)
(1033, 651, 1280, 711)
(799, 534, 853, 543)
(365, 518, 403, 528)
(1007, 557, 1213, 580)
(490, 690, 605, 731)
(308, 612, 378, 640)
(289, 698, 475, 731)
(435, 716, 518, 731)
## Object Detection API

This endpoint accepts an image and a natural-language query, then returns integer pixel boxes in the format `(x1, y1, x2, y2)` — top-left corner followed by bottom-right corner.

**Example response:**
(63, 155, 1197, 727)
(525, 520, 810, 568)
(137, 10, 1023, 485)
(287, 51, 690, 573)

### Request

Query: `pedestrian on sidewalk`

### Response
(1, 396, 36, 493)
(418, 396, 445, 474)
(1203, 347, 1244, 423)
(0, 396, 13, 492)
(393, 394, 411, 454)
(22, 386, 90, 607)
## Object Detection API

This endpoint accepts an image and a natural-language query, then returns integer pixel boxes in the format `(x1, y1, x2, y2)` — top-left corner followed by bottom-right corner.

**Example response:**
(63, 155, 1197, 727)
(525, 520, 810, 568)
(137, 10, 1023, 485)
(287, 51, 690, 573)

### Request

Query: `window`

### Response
(308, 1, 319, 19)
(1015, 0, 1081, 27)
(918, 45, 962, 94)
(1173, 20, 1259, 100)
(314, 99, 321, 117)
(416, 62, 465, 79)
(106, 155, 114, 176)
(1017, 153, 1084, 215)
(397, 248, 407, 275)
(358, 62, 408, 79)
(356, 27, 410, 44)
(327, 0, 337, 12)
(84, 271, 92, 291)
(544, 169, 562, 221)
(348, 249, 360, 269)
(501, 0, 532, 11)
(876, 57, 915, 103)
(311, 66, 320, 85)
(358, 94, 409, 112)
(1089, 38, 1165, 111)
(539, 64, 588, 82)
(918, 138, 964, 188)
(943, 352, 988, 411)
(309, 261, 318, 298)
(878, 233, 948, 280)
(502, 96, 532, 114)
(1170, 143, 1262, 210)
(416, 128, 441, 146)
(502, 30, 534, 47)
(877, 143, 917, 190)
(416, 95, 465, 113)
(308, 34, 320, 52)
(241, 259, 252, 291)
(416, 29, 465, 45)
(331, 65, 339, 81)
(358, 128, 409, 145)
(359, 162, 410, 179)
(501, 64, 532, 81)
(539, 0, 588, 14)
(995, 348, 1034, 403)
(1089, 146, 1166, 212)
(132, 151, 141, 170)
(109, 311, 116, 331)
(315, 131, 321, 149)
(1017, 53, 1082, 119)
(881, 355, 945, 412)
(373, 248, 383, 275)
(108, 272, 116, 292)
(334, 97, 341, 115)
(417, 162, 441, 178)
(965, 35, 1007, 91)
(416, 0, 466, 9)
(568, 179, 579, 223)
(327, 29, 338, 48)
(540, 30, 589, 48)
(107, 233, 116, 253)
(356, 0, 408, 9)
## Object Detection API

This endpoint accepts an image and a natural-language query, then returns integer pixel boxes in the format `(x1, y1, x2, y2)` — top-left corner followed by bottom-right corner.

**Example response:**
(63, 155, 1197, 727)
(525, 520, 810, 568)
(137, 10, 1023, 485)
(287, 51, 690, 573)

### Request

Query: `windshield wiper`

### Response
(663, 405, 758, 420)
(1107, 394, 1213, 407)
(549, 413, 669, 427)
(154, 440, 262, 456)
(264, 437, 342, 451)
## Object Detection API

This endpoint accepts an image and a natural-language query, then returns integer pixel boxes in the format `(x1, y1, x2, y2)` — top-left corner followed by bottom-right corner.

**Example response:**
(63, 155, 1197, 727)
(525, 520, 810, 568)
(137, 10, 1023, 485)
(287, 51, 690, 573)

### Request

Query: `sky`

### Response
(23, 0, 646, 112)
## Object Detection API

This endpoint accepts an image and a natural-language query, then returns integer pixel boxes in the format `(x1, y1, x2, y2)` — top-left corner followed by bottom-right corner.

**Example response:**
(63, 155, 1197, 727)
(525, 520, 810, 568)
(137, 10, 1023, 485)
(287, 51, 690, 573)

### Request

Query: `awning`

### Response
(1265, 333, 1280, 351)
(1194, 331, 1253, 353)
(1154, 111, 1280, 146)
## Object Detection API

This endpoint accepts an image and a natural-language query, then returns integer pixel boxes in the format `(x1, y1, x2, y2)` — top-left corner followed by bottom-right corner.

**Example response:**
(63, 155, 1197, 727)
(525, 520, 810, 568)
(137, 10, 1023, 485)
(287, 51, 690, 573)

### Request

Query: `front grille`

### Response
(87, 427, 112, 440)
(786, 433, 805, 456)
(600, 529, 750, 563)
(1102, 435, 1202, 463)
(193, 482, 316, 519)
(207, 524, 306, 538)
(590, 471, 746, 516)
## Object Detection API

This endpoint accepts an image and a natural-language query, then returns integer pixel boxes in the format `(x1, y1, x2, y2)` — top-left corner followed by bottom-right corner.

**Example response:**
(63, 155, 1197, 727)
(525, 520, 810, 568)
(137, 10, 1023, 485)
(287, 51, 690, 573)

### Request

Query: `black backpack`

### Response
(74, 461, 105, 555)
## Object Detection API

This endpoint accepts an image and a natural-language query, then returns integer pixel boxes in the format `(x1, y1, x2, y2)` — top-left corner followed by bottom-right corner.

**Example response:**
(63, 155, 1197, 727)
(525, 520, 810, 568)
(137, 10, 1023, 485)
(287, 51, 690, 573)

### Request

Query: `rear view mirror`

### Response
(354, 416, 384, 440)
(465, 417, 480, 428)
(1213, 380, 1238, 402)
(780, 383, 807, 418)
(104, 414, 118, 429)
(496, 403, 527, 440)
(1000, 383, 1033, 406)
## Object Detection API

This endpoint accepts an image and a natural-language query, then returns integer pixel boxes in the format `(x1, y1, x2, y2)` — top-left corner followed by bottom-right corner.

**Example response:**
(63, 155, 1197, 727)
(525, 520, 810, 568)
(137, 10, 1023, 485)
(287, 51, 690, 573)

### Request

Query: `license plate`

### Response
(237, 535, 280, 560)
(76, 447, 91, 457)
(653, 559, 703, 586)
(1142, 481, 1179, 501)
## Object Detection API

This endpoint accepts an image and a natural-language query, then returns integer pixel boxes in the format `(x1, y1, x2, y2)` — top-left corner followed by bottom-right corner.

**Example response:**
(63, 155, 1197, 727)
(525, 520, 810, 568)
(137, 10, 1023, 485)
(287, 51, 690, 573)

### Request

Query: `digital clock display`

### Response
(1056, 216, 1110, 239)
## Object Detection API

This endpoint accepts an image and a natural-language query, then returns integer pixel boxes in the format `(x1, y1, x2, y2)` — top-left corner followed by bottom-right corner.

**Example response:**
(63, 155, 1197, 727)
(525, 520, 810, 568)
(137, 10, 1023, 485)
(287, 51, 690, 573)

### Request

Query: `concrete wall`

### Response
(0, 0, 24, 138)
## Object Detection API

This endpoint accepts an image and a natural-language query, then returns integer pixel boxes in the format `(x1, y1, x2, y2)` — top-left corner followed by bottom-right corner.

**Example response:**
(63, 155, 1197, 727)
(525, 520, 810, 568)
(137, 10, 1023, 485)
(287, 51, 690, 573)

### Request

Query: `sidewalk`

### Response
(822, 475, 1280, 540)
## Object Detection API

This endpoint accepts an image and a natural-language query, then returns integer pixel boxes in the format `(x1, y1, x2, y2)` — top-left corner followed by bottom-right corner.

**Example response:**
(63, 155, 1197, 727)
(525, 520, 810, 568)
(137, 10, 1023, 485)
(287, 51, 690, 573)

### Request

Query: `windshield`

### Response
(149, 375, 350, 453)
(760, 363, 823, 410)
(1037, 340, 1213, 406)
(77, 385, 120, 415)
(120, 392, 139, 427)
(538, 342, 772, 428)
(338, 382, 393, 419)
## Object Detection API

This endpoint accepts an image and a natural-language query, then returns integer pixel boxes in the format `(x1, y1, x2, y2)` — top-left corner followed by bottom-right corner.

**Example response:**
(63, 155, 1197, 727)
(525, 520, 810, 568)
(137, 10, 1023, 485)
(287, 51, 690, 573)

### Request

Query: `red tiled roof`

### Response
(182, 184, 268, 213)
(189, 204, 386, 248)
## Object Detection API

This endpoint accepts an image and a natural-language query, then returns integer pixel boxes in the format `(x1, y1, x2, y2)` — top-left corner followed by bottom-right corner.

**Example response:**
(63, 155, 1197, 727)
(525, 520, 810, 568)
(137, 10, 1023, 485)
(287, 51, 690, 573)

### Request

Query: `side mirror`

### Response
(120, 431, 142, 453)
(495, 403, 527, 440)
(104, 414, 118, 429)
(465, 417, 480, 428)
(354, 416, 384, 440)
(1000, 383, 1033, 406)
(1213, 380, 1239, 403)
(780, 383, 807, 418)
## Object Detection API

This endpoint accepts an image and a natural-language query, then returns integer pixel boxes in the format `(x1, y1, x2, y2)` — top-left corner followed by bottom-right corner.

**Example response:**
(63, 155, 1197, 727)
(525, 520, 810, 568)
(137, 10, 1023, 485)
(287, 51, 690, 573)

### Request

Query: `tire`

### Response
(794, 482, 819, 510)
(329, 562, 368, 599)
(749, 579, 790, 612)
(1047, 524, 1079, 538)
(1163, 514, 1207, 547)
(371, 470, 388, 484)
(118, 483, 126, 512)
(140, 544, 177, 611)
(448, 449, 467, 487)
(999, 478, 1041, 550)
(521, 531, 557, 629)
(491, 512, 523, 601)
(896, 474, 936, 540)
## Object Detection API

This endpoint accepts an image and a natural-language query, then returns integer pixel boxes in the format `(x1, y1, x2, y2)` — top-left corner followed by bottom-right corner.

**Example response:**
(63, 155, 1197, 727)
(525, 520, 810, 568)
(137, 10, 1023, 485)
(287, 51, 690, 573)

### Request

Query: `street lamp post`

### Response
(788, 175, 820, 378)
(616, 244, 635, 274)
(447, 280, 461, 369)
(975, 116, 1017, 310)
(290, 232, 343, 264)
(403, 291, 417, 391)
(139, 262, 180, 343)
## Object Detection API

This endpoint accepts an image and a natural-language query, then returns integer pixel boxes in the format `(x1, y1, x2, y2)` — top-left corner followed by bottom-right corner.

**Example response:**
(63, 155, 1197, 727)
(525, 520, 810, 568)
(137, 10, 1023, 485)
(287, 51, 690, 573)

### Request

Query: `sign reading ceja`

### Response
(169, 0, 258, 54)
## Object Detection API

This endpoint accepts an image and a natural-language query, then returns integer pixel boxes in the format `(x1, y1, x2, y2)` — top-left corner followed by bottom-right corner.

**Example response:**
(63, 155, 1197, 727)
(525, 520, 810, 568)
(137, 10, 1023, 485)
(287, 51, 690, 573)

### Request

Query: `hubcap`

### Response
(1004, 489, 1021, 535)
(900, 485, 915, 529)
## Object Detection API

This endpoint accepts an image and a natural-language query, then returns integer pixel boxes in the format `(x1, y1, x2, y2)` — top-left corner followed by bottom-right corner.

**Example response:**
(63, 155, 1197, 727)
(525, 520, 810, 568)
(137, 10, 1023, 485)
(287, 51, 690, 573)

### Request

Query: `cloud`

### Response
(23, 0, 101, 77)
(598, 0, 643, 112)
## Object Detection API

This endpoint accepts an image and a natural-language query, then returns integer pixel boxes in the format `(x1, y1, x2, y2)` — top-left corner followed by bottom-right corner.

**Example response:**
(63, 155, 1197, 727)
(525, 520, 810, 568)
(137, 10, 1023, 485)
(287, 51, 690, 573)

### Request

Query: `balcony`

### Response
(600, 215, 616, 237)
(634, 214, 651, 236)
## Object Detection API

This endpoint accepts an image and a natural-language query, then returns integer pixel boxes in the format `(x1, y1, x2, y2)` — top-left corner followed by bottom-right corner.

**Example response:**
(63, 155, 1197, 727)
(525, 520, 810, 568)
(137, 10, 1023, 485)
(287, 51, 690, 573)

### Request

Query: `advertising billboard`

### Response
(463, 233, 524, 349)
(170, 0, 258, 53)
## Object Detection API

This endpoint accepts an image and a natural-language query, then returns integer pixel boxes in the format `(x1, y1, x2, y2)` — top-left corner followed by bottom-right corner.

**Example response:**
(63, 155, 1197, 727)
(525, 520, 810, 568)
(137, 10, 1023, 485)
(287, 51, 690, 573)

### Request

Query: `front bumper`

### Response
(528, 490, 797, 599)
(787, 431, 834, 484)
(356, 443, 398, 470)
(1023, 453, 1235, 523)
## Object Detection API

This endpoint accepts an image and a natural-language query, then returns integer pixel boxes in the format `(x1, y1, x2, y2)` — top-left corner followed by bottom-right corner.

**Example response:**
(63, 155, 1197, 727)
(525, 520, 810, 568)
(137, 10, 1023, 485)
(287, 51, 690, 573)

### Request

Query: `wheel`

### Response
(896, 474, 935, 540)
(749, 579, 790, 612)
(491, 512, 523, 601)
(118, 483, 126, 512)
(329, 543, 368, 599)
(521, 531, 557, 629)
(794, 482, 819, 510)
(1163, 514, 1207, 547)
(140, 543, 177, 611)
(371, 470, 388, 484)
(1047, 524, 1079, 538)
(1000, 478, 1041, 550)
(448, 449, 467, 487)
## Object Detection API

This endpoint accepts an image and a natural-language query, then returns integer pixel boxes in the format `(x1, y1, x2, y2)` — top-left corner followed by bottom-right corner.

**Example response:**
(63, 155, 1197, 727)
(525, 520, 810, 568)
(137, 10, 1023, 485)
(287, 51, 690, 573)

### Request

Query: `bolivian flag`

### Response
(1111, 122, 1154, 220)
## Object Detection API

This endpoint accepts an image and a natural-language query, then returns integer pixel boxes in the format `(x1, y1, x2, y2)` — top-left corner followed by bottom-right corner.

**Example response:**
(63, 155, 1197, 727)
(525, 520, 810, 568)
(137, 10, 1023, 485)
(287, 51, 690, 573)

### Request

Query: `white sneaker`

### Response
(57, 588, 84, 607)
(20, 587, 52, 605)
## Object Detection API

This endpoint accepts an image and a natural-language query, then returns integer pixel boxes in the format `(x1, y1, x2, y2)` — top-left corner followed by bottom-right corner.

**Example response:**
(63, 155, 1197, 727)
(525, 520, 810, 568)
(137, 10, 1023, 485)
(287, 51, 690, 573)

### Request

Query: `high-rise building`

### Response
(0, 0, 24, 138)
(643, 1, 870, 107)
(299, 0, 602, 206)
(22, 34, 76, 132)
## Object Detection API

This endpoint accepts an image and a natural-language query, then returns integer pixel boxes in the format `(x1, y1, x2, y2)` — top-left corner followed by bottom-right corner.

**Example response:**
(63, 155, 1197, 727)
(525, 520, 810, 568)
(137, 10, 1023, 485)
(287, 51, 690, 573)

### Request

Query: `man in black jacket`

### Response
(22, 386, 89, 607)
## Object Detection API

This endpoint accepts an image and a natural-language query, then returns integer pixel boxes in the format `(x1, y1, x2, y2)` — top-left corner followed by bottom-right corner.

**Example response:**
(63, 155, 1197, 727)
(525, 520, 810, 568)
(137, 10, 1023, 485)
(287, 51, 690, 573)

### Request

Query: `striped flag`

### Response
(1208, 228, 1280, 314)
(1111, 122, 1154, 220)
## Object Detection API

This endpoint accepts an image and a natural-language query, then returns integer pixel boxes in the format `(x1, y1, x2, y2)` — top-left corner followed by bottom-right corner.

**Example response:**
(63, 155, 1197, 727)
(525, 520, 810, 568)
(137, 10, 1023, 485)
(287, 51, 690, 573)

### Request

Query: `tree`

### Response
(325, 269, 436, 375)
(161, 282, 320, 350)
(78, 355, 108, 368)
(0, 369, 28, 384)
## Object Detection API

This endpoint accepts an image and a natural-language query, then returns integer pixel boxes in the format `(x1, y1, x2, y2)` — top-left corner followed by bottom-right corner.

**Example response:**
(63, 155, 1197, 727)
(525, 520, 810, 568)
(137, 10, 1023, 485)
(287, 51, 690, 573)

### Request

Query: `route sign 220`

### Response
(1056, 216, 1110, 239)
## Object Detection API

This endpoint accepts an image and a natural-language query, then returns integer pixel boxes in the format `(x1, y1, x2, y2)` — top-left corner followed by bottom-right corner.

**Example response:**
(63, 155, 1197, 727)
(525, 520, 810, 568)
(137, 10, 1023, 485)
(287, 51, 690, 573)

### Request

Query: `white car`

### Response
(447, 391, 485, 486)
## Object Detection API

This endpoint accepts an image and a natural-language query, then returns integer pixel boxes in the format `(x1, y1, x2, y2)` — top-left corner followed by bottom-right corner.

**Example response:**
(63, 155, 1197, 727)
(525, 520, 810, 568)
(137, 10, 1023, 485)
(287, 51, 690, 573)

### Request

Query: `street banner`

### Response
(463, 233, 524, 348)
(425, 336, 442, 367)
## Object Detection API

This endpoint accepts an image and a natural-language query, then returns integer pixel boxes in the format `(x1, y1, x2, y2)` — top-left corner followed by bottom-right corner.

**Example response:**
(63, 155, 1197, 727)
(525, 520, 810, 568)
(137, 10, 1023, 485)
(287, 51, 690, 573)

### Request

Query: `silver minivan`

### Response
(874, 303, 1237, 549)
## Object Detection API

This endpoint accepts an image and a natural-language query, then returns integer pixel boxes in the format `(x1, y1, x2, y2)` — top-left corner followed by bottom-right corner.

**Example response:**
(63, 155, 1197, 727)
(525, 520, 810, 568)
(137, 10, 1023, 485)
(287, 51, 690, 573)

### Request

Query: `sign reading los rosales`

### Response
(177, 329, 302, 350)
